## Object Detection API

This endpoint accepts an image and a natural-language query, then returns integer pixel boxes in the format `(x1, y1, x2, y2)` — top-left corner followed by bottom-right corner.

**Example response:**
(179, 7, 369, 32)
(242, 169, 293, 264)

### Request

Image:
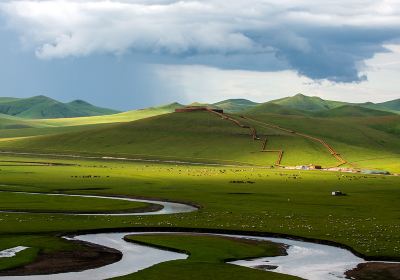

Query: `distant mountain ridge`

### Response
(1, 93, 398, 120)
(242, 93, 400, 116)
(0, 95, 119, 119)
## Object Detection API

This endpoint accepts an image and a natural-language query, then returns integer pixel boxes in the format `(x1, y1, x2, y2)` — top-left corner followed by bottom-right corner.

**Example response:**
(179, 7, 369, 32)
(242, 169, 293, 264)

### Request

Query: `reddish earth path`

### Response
(242, 116, 347, 167)
(206, 109, 347, 167)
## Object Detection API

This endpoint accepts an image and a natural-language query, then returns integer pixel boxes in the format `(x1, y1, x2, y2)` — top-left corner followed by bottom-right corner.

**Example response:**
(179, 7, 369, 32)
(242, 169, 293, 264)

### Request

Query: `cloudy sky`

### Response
(0, 0, 399, 110)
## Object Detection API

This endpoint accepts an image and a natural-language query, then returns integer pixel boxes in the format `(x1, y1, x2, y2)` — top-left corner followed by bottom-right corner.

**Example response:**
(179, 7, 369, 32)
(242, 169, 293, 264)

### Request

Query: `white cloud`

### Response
(154, 44, 400, 103)
(1, 0, 400, 82)
(2, 0, 400, 59)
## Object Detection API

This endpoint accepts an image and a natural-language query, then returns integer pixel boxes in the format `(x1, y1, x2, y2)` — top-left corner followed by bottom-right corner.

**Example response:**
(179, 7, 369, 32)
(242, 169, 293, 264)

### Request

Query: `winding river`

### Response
(0, 191, 198, 216)
(0, 191, 396, 280)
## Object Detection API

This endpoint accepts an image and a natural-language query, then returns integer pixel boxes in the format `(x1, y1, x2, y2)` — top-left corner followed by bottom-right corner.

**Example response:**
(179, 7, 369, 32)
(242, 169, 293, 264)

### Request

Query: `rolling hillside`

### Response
(244, 112, 400, 172)
(245, 103, 308, 115)
(0, 113, 36, 129)
(370, 98, 400, 112)
(0, 97, 19, 103)
(1, 109, 399, 171)
(213, 99, 259, 113)
(313, 105, 396, 117)
(268, 93, 346, 111)
(0, 103, 183, 138)
(0, 111, 341, 167)
(0, 94, 399, 171)
(0, 95, 119, 119)
(248, 94, 400, 116)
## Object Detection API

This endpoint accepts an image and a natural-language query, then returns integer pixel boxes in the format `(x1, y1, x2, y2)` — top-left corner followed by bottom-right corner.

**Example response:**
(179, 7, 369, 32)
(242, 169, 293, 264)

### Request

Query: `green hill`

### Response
(213, 99, 259, 113)
(0, 102, 184, 139)
(244, 112, 400, 172)
(314, 105, 396, 118)
(0, 111, 340, 167)
(1, 110, 399, 171)
(268, 93, 345, 111)
(0, 97, 19, 103)
(0, 95, 119, 119)
(0, 114, 36, 129)
(266, 94, 400, 115)
(34, 102, 184, 127)
(0, 94, 399, 171)
(376, 98, 400, 112)
(245, 102, 309, 115)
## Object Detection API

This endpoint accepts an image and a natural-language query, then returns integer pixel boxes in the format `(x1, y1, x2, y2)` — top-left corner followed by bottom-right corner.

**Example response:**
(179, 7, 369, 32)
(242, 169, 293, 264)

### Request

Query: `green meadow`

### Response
(1, 111, 399, 171)
(0, 154, 399, 277)
(0, 94, 399, 278)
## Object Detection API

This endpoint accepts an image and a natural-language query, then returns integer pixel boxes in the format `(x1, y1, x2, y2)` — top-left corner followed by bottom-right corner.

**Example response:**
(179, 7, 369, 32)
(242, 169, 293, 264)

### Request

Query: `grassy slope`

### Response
(0, 156, 399, 262)
(115, 234, 299, 280)
(314, 105, 396, 118)
(0, 103, 181, 139)
(266, 94, 399, 115)
(213, 99, 259, 113)
(268, 93, 345, 111)
(0, 97, 19, 103)
(245, 103, 309, 116)
(359, 99, 400, 113)
(0, 192, 147, 214)
(2, 109, 399, 170)
(35, 103, 183, 127)
(245, 113, 400, 172)
(378, 98, 400, 111)
(0, 111, 339, 167)
(0, 114, 37, 129)
(0, 95, 118, 119)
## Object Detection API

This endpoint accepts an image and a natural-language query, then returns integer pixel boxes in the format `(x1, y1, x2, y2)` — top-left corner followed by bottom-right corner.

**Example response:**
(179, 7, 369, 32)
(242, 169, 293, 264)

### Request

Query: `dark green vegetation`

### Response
(0, 234, 89, 271)
(115, 234, 299, 280)
(0, 95, 118, 118)
(0, 192, 148, 214)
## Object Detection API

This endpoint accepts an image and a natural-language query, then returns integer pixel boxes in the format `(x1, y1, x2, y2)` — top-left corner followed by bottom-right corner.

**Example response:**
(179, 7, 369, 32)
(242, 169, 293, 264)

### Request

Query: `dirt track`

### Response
(206, 110, 347, 168)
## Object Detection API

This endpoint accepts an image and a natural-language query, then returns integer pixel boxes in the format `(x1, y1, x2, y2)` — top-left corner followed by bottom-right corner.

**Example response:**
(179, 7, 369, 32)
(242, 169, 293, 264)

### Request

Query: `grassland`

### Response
(0, 103, 179, 139)
(0, 191, 149, 214)
(245, 113, 400, 172)
(0, 155, 399, 262)
(1, 110, 399, 171)
(115, 234, 299, 280)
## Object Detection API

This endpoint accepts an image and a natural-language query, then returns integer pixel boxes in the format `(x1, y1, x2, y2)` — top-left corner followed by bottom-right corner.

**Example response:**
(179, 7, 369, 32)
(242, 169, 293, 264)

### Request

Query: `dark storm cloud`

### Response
(1, 0, 400, 82)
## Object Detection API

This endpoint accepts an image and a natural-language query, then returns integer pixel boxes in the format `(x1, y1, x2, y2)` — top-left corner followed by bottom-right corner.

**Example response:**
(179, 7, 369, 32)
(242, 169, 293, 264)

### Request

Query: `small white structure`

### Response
(331, 191, 343, 196)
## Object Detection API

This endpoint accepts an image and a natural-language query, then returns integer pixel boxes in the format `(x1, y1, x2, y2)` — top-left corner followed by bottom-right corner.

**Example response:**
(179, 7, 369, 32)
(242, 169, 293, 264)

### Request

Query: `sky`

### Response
(0, 0, 399, 110)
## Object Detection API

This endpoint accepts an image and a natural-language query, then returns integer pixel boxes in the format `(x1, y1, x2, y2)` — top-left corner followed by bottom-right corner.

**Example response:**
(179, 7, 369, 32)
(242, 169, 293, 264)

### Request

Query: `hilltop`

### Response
(267, 93, 345, 111)
(244, 94, 400, 116)
(213, 99, 259, 113)
(0, 95, 119, 119)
